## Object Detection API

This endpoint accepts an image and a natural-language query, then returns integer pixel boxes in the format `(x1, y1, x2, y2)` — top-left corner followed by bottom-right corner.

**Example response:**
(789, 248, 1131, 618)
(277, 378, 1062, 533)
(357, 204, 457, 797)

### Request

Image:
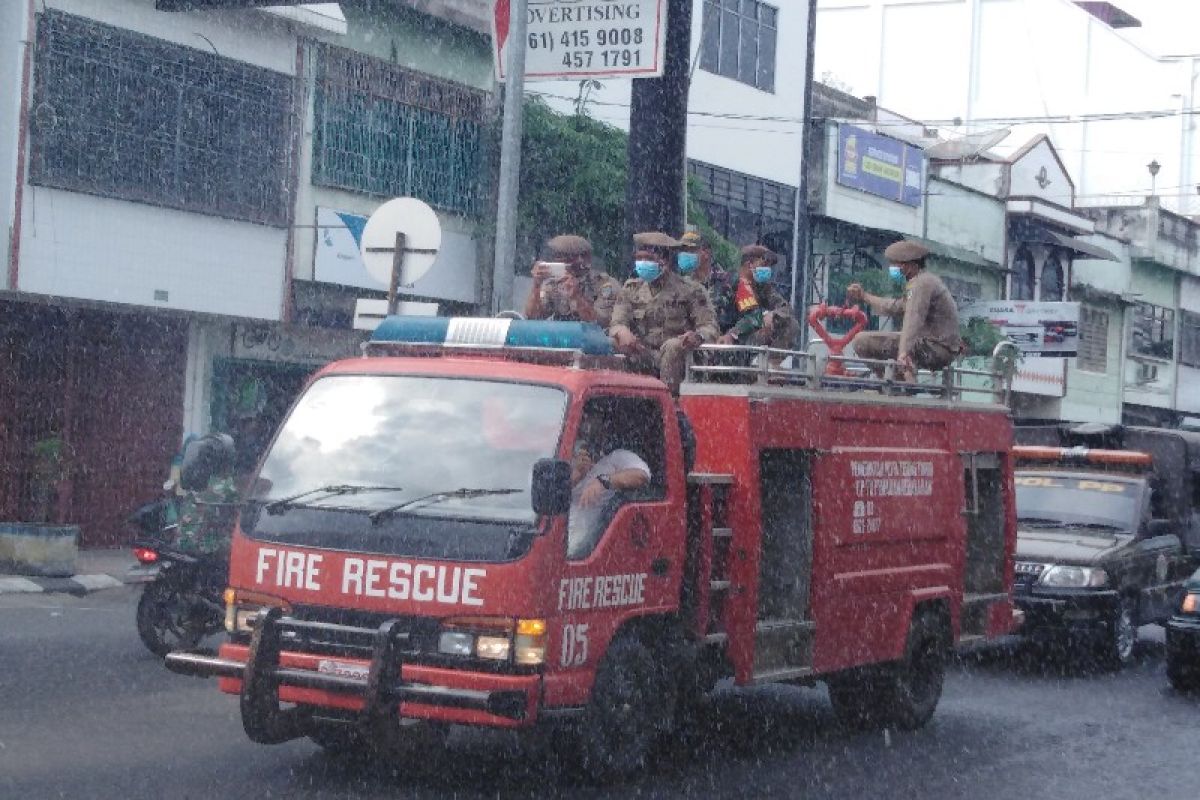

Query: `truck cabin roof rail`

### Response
(362, 340, 626, 371)
(685, 343, 1013, 408)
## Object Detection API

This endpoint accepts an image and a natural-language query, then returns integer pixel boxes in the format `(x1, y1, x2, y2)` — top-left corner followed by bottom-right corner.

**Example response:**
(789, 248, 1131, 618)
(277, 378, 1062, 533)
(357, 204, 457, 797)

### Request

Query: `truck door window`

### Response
(566, 397, 665, 560)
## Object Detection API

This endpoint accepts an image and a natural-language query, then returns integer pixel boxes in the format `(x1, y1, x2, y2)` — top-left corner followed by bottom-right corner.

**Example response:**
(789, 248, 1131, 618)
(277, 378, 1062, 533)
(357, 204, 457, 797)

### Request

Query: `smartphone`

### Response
(539, 261, 568, 278)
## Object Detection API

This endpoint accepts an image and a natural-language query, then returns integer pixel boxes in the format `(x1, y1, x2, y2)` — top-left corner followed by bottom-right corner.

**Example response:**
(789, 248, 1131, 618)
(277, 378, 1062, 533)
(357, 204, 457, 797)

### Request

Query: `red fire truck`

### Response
(167, 316, 1018, 776)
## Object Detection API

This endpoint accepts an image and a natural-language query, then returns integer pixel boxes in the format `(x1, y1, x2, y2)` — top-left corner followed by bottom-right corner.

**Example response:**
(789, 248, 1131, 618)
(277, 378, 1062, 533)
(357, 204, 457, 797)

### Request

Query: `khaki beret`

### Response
(740, 244, 777, 264)
(680, 230, 707, 249)
(546, 234, 592, 257)
(633, 231, 681, 248)
(883, 240, 930, 263)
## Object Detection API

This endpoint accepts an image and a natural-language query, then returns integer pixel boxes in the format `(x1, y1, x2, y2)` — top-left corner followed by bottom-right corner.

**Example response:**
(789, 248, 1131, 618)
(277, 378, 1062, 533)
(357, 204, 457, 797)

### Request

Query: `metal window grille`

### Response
(1077, 306, 1109, 373)
(689, 160, 795, 223)
(312, 44, 486, 217)
(29, 11, 293, 226)
(942, 276, 982, 306)
(700, 0, 778, 92)
(1180, 310, 1200, 368)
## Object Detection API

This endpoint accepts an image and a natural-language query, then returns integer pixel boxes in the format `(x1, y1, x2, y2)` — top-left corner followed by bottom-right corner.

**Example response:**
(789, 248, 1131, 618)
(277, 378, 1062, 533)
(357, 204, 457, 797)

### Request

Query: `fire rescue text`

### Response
(254, 547, 485, 606)
(558, 573, 647, 611)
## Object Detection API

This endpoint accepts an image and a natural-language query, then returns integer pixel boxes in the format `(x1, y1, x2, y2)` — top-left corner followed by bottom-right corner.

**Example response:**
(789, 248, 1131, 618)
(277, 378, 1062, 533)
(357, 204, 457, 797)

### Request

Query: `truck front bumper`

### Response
(1013, 588, 1120, 639)
(164, 608, 541, 740)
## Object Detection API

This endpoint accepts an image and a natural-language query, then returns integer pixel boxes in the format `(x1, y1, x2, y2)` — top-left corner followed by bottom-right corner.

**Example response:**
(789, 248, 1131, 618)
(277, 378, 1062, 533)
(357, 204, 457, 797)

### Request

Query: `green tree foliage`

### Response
(518, 98, 628, 273)
(517, 98, 737, 276)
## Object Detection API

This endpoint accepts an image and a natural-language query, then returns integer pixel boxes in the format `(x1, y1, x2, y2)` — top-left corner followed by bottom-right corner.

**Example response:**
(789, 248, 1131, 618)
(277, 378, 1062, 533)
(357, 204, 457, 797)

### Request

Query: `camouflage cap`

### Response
(883, 239, 930, 264)
(546, 234, 592, 257)
(740, 244, 777, 264)
(633, 231, 681, 249)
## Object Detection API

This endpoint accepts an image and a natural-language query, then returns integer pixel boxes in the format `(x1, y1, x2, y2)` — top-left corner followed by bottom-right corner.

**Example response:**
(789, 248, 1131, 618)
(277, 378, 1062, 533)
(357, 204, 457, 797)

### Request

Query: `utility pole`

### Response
(491, 0, 528, 314)
(790, 0, 819, 317)
(626, 0, 693, 240)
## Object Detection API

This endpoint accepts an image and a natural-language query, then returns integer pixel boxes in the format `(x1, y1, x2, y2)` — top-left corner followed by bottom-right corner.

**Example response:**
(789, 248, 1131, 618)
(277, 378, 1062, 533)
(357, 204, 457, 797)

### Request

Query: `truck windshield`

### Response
(1015, 473, 1143, 534)
(241, 375, 567, 561)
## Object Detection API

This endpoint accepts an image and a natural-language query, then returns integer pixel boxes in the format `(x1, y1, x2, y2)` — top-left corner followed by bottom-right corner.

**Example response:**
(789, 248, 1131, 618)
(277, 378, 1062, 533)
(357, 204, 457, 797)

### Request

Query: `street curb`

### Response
(0, 572, 128, 596)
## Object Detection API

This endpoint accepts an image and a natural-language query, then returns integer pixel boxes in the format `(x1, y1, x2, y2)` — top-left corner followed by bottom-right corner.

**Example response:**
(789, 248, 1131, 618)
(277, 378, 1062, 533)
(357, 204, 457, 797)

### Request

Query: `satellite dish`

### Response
(359, 197, 442, 289)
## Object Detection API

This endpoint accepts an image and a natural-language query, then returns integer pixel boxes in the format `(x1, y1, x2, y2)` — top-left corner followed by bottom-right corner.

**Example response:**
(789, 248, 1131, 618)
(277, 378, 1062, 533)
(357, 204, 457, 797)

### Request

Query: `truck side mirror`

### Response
(531, 458, 572, 517)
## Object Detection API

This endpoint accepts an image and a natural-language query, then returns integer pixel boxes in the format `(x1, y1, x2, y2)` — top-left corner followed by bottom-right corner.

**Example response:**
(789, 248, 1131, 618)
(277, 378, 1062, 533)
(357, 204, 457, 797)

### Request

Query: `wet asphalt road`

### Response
(1, 585, 1196, 800)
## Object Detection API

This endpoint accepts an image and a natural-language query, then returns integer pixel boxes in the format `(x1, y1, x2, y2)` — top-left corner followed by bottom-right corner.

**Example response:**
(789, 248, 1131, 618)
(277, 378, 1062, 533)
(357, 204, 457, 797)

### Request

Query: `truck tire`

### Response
(827, 671, 881, 729)
(309, 722, 366, 755)
(1097, 596, 1137, 670)
(579, 635, 676, 779)
(1167, 656, 1200, 693)
(879, 612, 948, 730)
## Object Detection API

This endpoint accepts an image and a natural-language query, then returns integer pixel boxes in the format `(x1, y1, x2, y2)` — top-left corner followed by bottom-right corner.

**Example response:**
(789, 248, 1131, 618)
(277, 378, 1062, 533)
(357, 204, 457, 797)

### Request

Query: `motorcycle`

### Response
(130, 434, 237, 658)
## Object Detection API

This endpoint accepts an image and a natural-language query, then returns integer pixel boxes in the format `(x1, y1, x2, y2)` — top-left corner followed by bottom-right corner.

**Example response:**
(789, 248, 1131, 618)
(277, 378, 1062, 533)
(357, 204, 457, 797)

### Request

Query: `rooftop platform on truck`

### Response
(363, 316, 1015, 412)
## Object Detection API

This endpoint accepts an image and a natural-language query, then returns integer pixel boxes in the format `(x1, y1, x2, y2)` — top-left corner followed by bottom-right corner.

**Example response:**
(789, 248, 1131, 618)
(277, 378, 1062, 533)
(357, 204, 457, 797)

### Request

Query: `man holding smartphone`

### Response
(523, 234, 622, 327)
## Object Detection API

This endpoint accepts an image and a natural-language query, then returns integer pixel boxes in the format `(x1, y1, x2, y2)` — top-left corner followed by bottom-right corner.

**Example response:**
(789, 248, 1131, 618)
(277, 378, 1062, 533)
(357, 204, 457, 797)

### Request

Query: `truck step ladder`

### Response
(752, 618, 816, 680)
(685, 473, 735, 648)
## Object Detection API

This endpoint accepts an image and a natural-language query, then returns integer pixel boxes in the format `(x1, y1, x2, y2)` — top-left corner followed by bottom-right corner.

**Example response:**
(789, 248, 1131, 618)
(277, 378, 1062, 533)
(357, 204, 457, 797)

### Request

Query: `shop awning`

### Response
(1043, 230, 1121, 262)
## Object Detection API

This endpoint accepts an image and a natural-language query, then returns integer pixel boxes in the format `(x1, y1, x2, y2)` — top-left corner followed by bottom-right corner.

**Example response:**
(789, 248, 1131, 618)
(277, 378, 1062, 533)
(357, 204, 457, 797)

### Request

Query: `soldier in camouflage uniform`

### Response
(174, 474, 239, 555)
(717, 244, 800, 349)
(523, 234, 622, 327)
(609, 232, 720, 394)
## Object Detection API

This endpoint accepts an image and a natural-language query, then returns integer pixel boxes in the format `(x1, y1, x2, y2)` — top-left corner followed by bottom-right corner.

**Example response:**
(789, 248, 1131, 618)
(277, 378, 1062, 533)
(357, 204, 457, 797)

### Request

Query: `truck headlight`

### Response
(223, 588, 289, 634)
(1038, 565, 1109, 589)
(1182, 593, 1199, 615)
(437, 617, 546, 664)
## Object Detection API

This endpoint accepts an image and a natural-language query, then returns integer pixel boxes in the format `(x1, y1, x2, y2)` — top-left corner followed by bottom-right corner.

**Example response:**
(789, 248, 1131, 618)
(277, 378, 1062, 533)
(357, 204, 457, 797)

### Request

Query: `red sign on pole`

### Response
(492, 0, 668, 81)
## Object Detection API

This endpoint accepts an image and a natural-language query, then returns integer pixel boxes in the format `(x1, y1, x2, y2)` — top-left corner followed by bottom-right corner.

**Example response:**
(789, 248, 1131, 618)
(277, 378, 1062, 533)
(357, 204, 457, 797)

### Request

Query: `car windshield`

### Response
(1015, 472, 1143, 534)
(242, 375, 566, 558)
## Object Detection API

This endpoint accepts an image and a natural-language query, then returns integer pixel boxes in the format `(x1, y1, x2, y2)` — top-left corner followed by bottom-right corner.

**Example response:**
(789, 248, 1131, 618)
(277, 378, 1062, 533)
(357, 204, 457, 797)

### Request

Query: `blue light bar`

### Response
(371, 316, 614, 356)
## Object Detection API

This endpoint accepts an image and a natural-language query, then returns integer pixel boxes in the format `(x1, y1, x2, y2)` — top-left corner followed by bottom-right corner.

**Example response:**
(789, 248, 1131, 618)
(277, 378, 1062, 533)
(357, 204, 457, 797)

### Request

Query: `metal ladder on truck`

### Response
(684, 472, 816, 685)
(684, 473, 736, 652)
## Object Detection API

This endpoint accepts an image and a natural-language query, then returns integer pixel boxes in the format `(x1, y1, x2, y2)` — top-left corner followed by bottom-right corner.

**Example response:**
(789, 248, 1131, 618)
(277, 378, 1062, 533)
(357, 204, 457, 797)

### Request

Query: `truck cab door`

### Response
(547, 393, 684, 704)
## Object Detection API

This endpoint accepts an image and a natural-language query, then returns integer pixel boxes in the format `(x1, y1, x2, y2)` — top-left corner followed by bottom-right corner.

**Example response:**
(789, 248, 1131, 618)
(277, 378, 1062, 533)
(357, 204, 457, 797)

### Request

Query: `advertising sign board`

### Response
(492, 0, 668, 80)
(962, 300, 1081, 358)
(837, 124, 924, 207)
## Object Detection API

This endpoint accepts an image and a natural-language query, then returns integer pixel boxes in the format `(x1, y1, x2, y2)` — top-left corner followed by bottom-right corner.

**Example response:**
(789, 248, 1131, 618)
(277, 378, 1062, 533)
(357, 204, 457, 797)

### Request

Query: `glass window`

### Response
(1041, 253, 1064, 301)
(700, 0, 778, 92)
(1130, 302, 1175, 360)
(567, 397, 665, 560)
(251, 375, 567, 530)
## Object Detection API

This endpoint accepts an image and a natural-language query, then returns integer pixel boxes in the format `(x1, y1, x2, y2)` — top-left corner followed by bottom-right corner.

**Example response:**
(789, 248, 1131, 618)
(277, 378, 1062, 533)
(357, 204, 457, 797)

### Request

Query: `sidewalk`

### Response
(0, 547, 151, 596)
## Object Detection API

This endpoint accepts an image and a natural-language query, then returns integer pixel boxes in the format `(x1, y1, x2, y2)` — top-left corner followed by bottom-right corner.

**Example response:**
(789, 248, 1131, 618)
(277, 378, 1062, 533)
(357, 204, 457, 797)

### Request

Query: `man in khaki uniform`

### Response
(846, 240, 961, 379)
(609, 231, 720, 394)
(523, 234, 622, 327)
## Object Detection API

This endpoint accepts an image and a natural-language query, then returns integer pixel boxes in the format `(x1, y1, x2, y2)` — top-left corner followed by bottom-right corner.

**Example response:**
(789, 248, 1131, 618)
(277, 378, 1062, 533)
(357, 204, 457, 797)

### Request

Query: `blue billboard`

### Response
(836, 125, 925, 207)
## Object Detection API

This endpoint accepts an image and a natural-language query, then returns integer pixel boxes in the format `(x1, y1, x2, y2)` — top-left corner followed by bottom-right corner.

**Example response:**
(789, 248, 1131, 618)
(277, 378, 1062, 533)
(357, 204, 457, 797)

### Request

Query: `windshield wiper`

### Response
(1018, 516, 1066, 527)
(263, 485, 405, 515)
(369, 488, 521, 524)
(1061, 522, 1126, 533)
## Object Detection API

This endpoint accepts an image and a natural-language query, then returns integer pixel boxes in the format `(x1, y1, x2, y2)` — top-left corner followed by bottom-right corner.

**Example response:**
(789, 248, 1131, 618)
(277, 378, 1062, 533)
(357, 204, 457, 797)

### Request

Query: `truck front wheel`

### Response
(579, 635, 676, 779)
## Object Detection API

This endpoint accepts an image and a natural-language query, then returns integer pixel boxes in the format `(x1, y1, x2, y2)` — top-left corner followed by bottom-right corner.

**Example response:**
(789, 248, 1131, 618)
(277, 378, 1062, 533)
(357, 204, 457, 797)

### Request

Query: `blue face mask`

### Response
(888, 265, 905, 282)
(752, 266, 773, 284)
(634, 260, 662, 282)
(676, 251, 699, 274)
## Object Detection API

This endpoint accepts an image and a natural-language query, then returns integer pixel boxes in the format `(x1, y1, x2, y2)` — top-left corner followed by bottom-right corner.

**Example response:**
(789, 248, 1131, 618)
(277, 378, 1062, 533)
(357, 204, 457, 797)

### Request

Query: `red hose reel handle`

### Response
(807, 303, 869, 354)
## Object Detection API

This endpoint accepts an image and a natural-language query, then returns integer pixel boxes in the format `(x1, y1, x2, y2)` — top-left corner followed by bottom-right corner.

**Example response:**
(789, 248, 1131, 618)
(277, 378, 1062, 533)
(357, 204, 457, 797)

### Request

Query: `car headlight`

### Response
(223, 588, 290, 634)
(1182, 593, 1199, 615)
(1038, 565, 1109, 589)
(437, 617, 546, 665)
